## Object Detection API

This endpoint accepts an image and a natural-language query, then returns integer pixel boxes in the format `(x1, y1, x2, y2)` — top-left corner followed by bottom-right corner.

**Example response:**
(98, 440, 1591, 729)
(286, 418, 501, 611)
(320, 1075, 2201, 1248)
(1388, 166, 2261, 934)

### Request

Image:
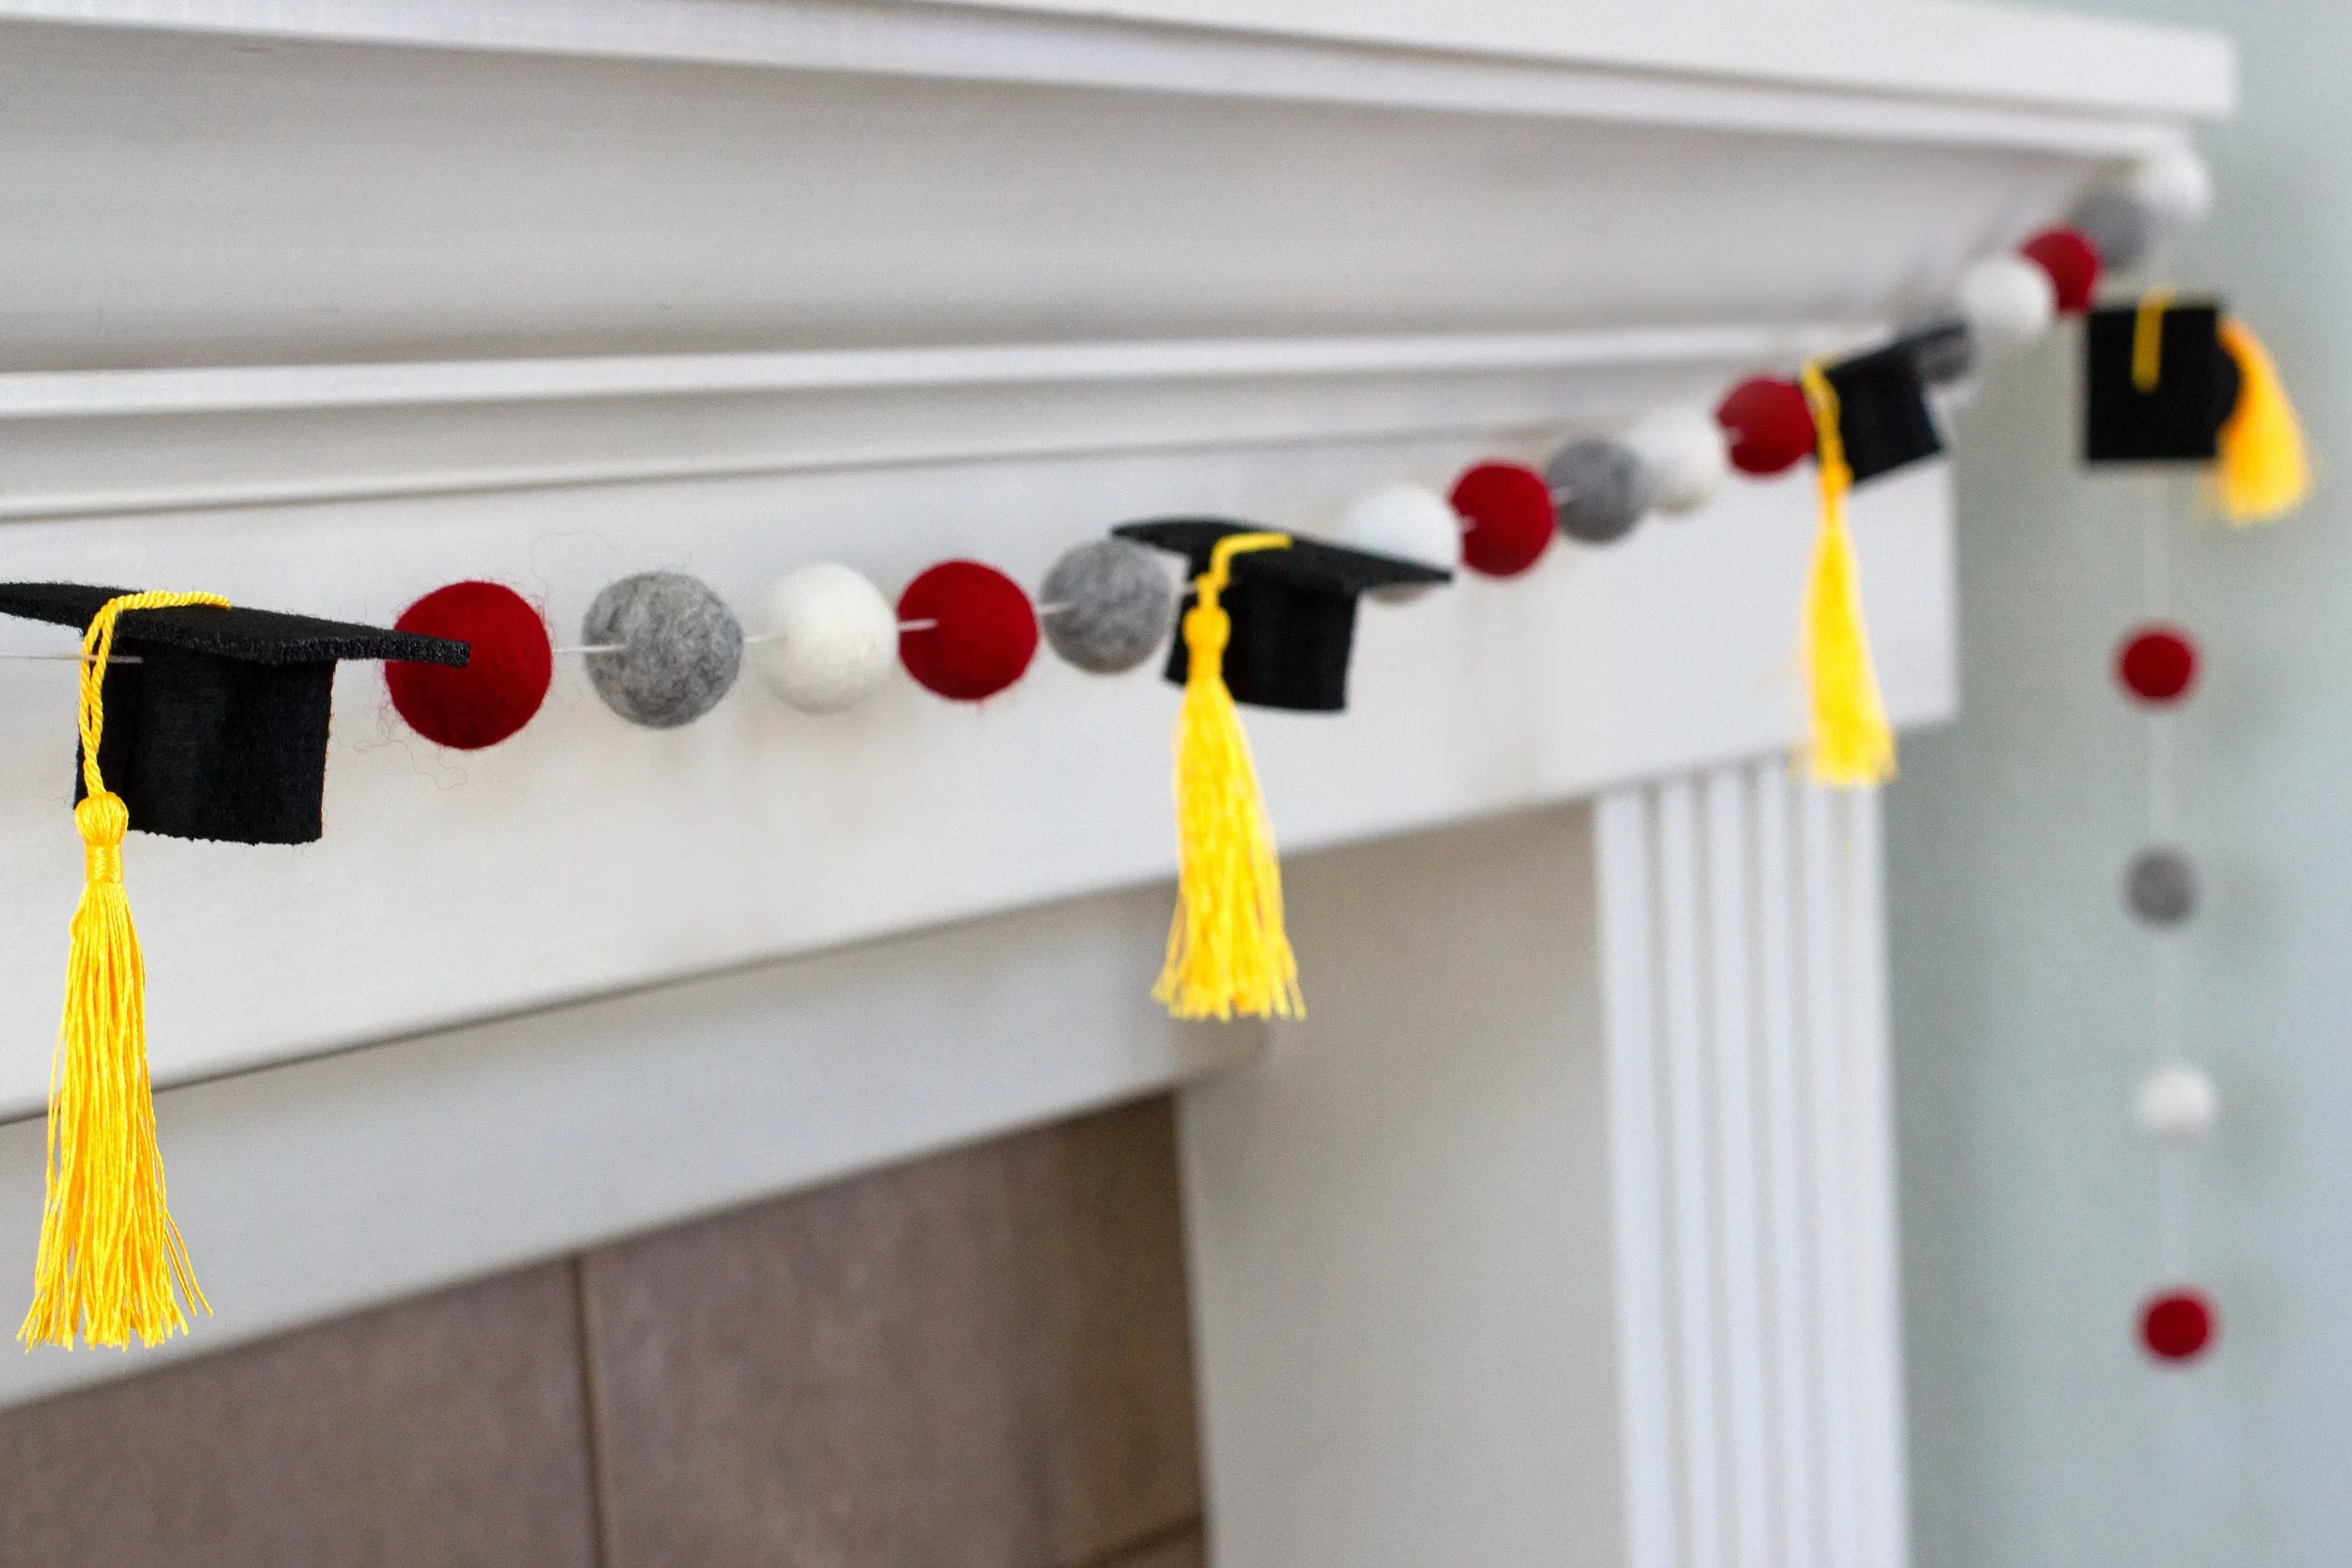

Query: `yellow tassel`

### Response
(2214, 318, 2312, 524)
(2133, 289, 2177, 393)
(21, 590, 227, 1352)
(1154, 532, 1304, 1022)
(1796, 364, 1897, 788)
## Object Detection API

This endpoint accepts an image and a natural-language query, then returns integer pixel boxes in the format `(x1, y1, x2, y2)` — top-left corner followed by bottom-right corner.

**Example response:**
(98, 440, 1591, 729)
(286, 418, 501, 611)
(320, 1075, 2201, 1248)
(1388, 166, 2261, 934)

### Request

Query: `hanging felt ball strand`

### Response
(2213, 319, 2312, 524)
(2139, 1289, 2217, 1363)
(22, 591, 228, 1352)
(1157, 531, 1304, 1023)
(1796, 363, 1897, 786)
(2118, 624, 2198, 704)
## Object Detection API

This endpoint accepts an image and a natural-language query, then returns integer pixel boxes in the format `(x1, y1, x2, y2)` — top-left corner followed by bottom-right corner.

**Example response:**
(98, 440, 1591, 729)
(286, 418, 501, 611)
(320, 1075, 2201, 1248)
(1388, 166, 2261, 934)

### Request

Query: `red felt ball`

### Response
(1716, 377, 1817, 476)
(2118, 625, 2199, 705)
(2020, 228, 2103, 315)
(386, 580, 552, 750)
(2140, 1289, 2217, 1362)
(898, 561, 1039, 702)
(1449, 462, 1555, 578)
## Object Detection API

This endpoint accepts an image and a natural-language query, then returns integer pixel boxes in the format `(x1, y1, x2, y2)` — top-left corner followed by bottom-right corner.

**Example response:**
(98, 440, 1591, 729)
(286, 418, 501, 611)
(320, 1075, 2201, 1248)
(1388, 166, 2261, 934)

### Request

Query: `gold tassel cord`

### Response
(2214, 317, 2312, 524)
(1796, 364, 1897, 788)
(21, 590, 227, 1352)
(1154, 532, 1305, 1022)
(2133, 288, 2177, 393)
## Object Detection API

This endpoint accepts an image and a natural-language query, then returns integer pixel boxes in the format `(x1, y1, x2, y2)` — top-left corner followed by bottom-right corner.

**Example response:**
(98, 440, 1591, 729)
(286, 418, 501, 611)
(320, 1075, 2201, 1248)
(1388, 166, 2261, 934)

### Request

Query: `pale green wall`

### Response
(1888, 2, 2352, 1562)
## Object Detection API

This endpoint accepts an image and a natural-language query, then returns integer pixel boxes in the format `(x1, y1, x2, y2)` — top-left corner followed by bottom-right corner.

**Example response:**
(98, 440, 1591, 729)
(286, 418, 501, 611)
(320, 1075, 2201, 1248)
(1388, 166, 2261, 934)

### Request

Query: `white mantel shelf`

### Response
(0, 0, 2234, 124)
(0, 0, 2226, 1487)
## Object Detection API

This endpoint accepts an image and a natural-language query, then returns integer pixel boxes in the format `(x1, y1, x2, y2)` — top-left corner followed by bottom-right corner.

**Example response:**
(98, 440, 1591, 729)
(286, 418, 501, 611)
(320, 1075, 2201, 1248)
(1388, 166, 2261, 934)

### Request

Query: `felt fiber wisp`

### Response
(22, 591, 226, 1352)
(2214, 318, 2311, 524)
(1156, 531, 1304, 1022)
(1797, 364, 1897, 788)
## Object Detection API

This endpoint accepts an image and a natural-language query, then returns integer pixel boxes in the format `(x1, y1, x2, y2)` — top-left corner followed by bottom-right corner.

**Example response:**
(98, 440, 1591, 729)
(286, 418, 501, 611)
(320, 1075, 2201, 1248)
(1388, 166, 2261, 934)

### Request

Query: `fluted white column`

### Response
(1597, 760, 1911, 1568)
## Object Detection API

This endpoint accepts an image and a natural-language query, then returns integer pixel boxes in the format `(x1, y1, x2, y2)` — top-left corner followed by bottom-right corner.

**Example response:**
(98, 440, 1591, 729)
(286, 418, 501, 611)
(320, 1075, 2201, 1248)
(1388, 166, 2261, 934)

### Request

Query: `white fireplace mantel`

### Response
(0, 6, 2227, 1563)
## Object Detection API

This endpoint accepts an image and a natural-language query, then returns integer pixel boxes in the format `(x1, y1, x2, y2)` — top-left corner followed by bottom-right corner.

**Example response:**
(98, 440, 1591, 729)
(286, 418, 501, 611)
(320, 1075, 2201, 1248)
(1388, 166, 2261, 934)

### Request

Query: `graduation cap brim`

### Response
(0, 583, 468, 846)
(1113, 519, 1450, 712)
(2084, 300, 2240, 465)
(1824, 341, 1946, 484)
(1894, 320, 1974, 388)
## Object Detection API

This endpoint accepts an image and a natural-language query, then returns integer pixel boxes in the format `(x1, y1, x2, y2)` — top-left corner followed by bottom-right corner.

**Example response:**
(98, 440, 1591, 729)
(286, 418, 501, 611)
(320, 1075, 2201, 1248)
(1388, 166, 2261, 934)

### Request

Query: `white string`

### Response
(0, 652, 143, 664)
(2156, 1146, 2189, 1280)
(2141, 469, 2190, 1285)
(550, 597, 1072, 657)
(2141, 470, 2172, 617)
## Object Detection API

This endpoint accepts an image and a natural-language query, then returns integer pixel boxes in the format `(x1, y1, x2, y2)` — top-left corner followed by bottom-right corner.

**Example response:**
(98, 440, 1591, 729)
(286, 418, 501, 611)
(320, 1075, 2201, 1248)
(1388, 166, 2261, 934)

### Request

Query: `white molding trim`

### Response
(0, 0, 2232, 135)
(1597, 761, 1910, 1568)
(0, 324, 1872, 521)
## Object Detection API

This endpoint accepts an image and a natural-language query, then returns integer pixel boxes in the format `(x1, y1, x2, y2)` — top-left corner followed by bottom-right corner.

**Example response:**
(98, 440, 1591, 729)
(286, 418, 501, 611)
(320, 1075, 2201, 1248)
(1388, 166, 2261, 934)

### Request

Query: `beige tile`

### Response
(0, 1262, 598, 1568)
(584, 1095, 1203, 1568)
(1098, 1526, 1206, 1568)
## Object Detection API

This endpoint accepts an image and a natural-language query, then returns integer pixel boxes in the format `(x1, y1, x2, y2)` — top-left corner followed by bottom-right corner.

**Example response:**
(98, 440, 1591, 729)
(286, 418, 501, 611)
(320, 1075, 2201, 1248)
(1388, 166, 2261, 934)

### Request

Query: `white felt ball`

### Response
(1957, 253, 2057, 358)
(2136, 1062, 2217, 1142)
(753, 563, 898, 714)
(1333, 483, 1463, 602)
(1624, 407, 1730, 515)
(2133, 147, 2215, 234)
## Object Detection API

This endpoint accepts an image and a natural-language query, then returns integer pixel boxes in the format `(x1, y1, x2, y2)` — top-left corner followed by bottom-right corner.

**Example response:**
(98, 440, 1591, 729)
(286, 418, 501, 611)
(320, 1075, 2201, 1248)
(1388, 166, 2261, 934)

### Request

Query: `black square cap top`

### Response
(0, 583, 469, 846)
(1822, 340, 1946, 484)
(1112, 519, 1452, 713)
(2084, 298, 2240, 465)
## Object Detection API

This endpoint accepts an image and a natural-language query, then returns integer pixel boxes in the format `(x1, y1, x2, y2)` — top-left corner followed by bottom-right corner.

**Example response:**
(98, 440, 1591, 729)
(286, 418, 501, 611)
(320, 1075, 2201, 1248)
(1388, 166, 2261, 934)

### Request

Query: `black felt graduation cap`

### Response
(2084, 298, 2241, 464)
(0, 583, 469, 845)
(1822, 340, 1945, 483)
(1111, 519, 1450, 712)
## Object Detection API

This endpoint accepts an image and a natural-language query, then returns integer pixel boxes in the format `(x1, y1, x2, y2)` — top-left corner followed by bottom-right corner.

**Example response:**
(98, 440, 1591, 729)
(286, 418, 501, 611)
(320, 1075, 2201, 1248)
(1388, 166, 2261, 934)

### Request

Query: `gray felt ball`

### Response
(583, 571, 743, 729)
(1547, 438, 1654, 546)
(2126, 847, 2199, 926)
(2070, 187, 2156, 275)
(1041, 538, 1176, 675)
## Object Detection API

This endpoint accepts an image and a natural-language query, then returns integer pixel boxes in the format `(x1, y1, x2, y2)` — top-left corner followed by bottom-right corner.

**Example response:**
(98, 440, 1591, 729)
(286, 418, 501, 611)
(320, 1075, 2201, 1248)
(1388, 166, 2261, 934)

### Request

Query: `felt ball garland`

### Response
(898, 560, 1039, 702)
(387, 580, 553, 750)
(1716, 377, 1817, 476)
(754, 563, 899, 714)
(356, 150, 2250, 793)
(1547, 437, 1653, 544)
(1957, 253, 2058, 360)
(16, 141, 2305, 1357)
(2020, 227, 2103, 315)
(2070, 187, 2155, 277)
(1449, 462, 1555, 578)
(583, 572, 744, 729)
(1332, 483, 1464, 599)
(1041, 538, 1177, 675)
(1624, 406, 1731, 515)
